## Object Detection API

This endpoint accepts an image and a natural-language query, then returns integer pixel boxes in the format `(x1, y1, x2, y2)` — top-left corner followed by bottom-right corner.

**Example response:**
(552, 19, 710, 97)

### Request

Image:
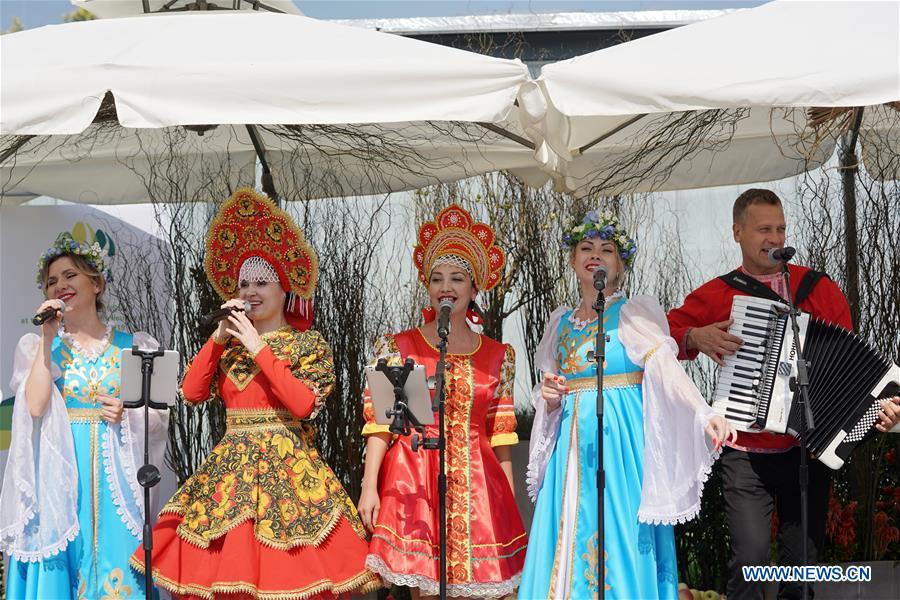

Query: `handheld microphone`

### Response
(200, 300, 251, 327)
(436, 298, 454, 338)
(592, 265, 609, 291)
(32, 300, 65, 326)
(767, 247, 797, 264)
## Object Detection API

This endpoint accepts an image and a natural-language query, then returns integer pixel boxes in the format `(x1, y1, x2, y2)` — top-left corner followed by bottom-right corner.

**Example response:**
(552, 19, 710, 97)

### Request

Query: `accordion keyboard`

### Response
(712, 296, 807, 434)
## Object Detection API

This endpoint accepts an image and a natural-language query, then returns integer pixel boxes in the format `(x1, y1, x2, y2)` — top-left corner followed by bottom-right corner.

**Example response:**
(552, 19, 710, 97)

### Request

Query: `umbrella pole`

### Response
(245, 124, 279, 202)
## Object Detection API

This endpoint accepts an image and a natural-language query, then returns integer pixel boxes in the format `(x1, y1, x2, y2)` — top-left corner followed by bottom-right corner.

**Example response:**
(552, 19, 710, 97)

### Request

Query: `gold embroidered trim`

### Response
(567, 399, 581, 597)
(644, 344, 663, 363)
(91, 421, 100, 592)
(488, 432, 519, 448)
(416, 327, 483, 356)
(130, 555, 380, 600)
(372, 524, 528, 550)
(68, 408, 104, 423)
(565, 371, 643, 392)
(225, 408, 303, 432)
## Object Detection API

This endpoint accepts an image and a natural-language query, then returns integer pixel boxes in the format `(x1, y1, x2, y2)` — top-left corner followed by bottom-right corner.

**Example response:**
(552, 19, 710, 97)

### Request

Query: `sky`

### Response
(1, 0, 765, 31)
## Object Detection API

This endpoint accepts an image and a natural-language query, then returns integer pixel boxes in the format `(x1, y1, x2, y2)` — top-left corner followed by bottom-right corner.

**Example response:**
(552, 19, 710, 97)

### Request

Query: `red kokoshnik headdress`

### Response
(414, 204, 505, 324)
(205, 188, 318, 331)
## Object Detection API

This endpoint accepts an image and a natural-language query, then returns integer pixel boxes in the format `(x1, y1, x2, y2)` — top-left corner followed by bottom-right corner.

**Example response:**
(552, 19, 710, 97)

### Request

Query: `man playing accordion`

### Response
(667, 188, 900, 600)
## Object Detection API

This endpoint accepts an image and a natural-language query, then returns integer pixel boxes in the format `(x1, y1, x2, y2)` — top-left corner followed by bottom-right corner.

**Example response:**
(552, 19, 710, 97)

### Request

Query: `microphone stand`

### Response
(587, 273, 609, 600)
(123, 346, 169, 600)
(779, 261, 815, 600)
(420, 319, 450, 600)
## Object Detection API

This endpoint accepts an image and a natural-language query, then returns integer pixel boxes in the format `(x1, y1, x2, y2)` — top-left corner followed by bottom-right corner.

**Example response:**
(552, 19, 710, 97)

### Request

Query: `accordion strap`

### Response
(795, 270, 829, 305)
(718, 270, 784, 302)
(718, 269, 829, 306)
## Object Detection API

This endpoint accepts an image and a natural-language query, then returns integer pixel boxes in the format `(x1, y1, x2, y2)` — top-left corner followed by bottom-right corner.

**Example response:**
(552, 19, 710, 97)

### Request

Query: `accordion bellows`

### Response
(713, 296, 899, 469)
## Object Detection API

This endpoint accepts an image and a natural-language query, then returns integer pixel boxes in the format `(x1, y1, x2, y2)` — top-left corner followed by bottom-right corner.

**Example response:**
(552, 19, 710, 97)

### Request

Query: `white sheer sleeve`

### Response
(619, 296, 719, 525)
(0, 334, 79, 561)
(108, 332, 175, 536)
(525, 305, 571, 502)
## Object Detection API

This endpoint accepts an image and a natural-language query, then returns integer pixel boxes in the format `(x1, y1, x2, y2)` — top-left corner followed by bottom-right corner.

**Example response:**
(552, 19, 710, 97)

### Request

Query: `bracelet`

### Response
(683, 328, 694, 352)
(249, 341, 266, 358)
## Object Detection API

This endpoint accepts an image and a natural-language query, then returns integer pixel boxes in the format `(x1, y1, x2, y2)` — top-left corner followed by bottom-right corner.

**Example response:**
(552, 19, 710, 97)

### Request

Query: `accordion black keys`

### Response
(712, 296, 899, 469)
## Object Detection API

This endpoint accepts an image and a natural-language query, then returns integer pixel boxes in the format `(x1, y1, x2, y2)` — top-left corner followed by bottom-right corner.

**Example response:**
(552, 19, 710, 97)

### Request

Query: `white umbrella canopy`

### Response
(532, 0, 900, 195)
(0, 120, 544, 205)
(0, 11, 537, 135)
(0, 10, 545, 203)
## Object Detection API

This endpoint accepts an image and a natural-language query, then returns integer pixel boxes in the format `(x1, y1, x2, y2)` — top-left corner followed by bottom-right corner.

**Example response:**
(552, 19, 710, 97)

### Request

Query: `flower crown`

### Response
(36, 232, 111, 288)
(561, 210, 638, 268)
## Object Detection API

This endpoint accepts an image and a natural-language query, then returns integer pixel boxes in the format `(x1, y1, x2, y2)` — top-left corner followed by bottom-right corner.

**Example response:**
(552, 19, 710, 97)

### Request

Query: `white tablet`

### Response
(365, 363, 434, 426)
(119, 347, 180, 408)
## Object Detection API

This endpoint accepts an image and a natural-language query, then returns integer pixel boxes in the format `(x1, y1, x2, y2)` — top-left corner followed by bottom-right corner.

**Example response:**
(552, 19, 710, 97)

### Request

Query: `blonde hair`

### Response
(41, 253, 107, 311)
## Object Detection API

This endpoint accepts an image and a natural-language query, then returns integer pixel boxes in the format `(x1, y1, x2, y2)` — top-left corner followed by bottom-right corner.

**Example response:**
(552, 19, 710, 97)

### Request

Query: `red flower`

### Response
(873, 511, 899, 559)
(826, 490, 858, 554)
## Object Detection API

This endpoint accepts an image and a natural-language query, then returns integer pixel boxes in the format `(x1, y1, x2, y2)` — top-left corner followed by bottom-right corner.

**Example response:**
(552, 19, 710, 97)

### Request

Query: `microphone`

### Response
(592, 265, 609, 291)
(200, 300, 251, 327)
(436, 298, 454, 338)
(768, 247, 797, 264)
(32, 300, 65, 326)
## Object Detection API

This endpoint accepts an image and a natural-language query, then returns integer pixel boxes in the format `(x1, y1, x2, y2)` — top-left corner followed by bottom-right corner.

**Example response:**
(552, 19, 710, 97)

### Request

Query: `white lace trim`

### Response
(57, 322, 113, 362)
(566, 290, 625, 330)
(101, 423, 143, 538)
(119, 413, 145, 517)
(365, 555, 521, 598)
(1, 522, 80, 563)
(637, 446, 720, 526)
(0, 398, 81, 562)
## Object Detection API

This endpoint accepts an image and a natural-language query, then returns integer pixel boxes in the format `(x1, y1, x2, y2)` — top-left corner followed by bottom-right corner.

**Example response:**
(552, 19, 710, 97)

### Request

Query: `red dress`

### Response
(362, 328, 527, 598)
(131, 327, 379, 599)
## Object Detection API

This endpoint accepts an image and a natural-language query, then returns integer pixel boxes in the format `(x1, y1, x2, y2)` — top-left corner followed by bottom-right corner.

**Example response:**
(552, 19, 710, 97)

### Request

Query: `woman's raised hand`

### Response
(214, 298, 247, 344)
(541, 372, 568, 411)
(224, 309, 264, 355)
(97, 393, 124, 425)
(35, 299, 65, 338)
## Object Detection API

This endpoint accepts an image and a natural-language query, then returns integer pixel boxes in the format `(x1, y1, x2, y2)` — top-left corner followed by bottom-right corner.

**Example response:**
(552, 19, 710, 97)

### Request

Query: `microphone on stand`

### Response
(592, 265, 609, 292)
(768, 246, 797, 264)
(32, 300, 66, 326)
(200, 300, 251, 327)
(436, 298, 454, 339)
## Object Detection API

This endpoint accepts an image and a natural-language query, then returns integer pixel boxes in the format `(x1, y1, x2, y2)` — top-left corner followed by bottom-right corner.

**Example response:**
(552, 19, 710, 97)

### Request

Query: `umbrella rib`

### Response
(475, 122, 535, 150)
(576, 114, 648, 155)
(245, 124, 279, 202)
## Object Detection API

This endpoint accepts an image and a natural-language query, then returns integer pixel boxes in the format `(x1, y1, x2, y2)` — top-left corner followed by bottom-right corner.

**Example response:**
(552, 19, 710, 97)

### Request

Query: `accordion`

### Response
(712, 295, 899, 469)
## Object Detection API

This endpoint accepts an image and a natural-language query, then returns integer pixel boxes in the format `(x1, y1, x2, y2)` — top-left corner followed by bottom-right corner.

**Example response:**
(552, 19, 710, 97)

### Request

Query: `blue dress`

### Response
(519, 298, 679, 600)
(6, 331, 154, 600)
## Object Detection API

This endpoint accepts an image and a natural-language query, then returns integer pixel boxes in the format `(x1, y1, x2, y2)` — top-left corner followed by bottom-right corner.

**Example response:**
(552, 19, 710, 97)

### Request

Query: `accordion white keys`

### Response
(712, 296, 900, 469)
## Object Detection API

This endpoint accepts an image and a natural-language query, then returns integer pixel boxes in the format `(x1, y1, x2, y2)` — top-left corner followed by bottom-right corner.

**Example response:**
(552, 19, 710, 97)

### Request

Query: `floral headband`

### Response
(36, 232, 111, 289)
(561, 210, 638, 269)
